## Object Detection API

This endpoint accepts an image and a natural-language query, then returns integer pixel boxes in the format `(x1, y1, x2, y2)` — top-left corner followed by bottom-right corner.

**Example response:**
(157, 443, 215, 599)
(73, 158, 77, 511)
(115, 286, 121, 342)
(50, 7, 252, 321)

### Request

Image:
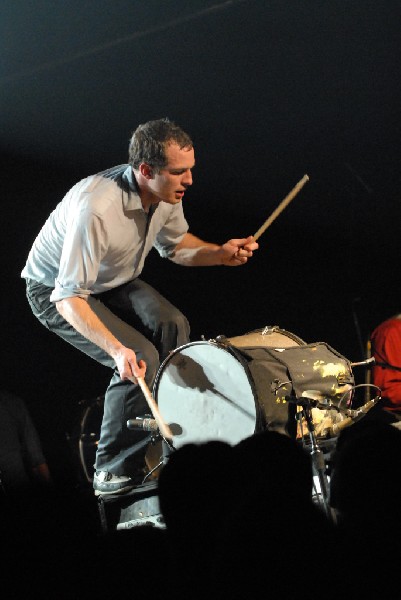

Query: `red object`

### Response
(371, 317, 401, 411)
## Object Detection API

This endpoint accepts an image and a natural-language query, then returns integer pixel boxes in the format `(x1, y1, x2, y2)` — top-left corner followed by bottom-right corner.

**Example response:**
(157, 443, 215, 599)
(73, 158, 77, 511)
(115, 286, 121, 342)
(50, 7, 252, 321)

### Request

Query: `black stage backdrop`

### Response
(2, 0, 401, 479)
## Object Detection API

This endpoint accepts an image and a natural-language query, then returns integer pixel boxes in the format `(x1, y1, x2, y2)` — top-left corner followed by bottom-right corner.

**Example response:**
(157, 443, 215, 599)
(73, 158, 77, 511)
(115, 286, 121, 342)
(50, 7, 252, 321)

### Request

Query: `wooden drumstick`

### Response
(137, 376, 174, 441)
(253, 174, 310, 241)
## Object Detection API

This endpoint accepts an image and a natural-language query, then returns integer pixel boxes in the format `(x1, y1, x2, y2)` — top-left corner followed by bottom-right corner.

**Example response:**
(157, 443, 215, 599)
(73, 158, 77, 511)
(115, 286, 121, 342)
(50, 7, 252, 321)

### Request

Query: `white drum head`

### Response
(154, 342, 257, 449)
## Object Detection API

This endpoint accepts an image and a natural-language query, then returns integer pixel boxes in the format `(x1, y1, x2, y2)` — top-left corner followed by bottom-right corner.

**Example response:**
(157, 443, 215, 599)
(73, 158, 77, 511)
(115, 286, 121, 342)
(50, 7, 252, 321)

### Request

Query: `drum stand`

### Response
(295, 396, 337, 524)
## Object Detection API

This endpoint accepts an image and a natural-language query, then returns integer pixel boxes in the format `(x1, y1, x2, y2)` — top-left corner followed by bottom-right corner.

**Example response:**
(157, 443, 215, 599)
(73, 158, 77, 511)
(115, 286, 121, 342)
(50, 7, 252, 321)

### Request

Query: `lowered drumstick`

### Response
(137, 376, 174, 441)
(253, 174, 310, 241)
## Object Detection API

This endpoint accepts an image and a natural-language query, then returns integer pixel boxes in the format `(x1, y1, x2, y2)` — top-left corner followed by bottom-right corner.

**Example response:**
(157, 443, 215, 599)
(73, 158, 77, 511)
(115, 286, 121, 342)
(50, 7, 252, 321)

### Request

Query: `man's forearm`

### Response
(56, 296, 146, 381)
(170, 234, 223, 266)
(170, 232, 258, 267)
(55, 296, 123, 358)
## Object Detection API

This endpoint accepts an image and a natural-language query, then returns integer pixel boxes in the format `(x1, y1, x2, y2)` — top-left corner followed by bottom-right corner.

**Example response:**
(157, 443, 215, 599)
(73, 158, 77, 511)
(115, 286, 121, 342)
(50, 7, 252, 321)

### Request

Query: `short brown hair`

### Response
(128, 117, 193, 171)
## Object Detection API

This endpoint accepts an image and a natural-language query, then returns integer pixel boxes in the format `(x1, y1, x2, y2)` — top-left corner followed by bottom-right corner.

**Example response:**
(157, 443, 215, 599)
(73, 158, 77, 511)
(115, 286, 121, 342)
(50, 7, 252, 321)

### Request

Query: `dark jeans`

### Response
(25, 278, 190, 476)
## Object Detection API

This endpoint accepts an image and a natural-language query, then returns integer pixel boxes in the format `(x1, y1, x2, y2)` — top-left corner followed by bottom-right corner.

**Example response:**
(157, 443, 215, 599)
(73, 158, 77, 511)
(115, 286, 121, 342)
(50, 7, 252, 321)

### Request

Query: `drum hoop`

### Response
(236, 327, 307, 346)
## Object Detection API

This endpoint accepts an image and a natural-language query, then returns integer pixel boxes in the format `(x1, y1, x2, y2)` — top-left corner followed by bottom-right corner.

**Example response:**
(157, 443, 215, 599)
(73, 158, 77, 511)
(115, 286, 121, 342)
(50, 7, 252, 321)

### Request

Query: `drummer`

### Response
(21, 117, 258, 496)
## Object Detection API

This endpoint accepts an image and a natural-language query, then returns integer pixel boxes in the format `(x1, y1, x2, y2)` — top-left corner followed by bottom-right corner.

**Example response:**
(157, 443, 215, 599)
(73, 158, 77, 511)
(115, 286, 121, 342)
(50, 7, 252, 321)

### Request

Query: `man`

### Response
(21, 117, 258, 496)
(371, 313, 401, 422)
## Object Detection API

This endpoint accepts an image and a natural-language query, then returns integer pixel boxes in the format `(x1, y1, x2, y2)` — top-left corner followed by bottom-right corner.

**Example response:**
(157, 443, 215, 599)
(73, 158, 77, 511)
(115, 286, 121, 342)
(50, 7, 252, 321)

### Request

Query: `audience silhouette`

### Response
(329, 419, 401, 598)
(2, 415, 400, 599)
(209, 430, 340, 599)
(157, 440, 237, 599)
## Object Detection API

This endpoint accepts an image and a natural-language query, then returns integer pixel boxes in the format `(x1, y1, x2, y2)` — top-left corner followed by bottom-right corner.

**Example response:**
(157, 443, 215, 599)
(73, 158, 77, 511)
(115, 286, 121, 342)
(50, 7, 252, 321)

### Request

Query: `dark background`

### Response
(2, 0, 401, 479)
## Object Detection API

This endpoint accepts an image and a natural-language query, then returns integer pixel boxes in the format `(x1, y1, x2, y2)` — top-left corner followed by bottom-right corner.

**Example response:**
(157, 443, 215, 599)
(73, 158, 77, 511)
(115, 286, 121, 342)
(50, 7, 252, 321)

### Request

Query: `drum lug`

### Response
(261, 325, 280, 336)
(215, 334, 229, 345)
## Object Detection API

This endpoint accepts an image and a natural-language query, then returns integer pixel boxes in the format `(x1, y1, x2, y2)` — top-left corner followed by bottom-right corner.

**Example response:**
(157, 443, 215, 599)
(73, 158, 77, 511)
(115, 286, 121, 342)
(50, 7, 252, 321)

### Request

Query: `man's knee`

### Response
(160, 307, 190, 339)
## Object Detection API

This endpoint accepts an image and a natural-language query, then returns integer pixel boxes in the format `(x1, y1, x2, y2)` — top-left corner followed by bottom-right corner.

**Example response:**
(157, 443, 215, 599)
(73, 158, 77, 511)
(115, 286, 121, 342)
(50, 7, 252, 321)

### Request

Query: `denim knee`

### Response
(159, 308, 190, 345)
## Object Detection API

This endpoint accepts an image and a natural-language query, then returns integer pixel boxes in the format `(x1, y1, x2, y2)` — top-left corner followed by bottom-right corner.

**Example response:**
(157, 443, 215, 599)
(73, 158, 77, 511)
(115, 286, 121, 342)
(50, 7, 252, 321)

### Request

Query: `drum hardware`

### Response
(297, 385, 381, 440)
(126, 414, 175, 482)
(144, 437, 174, 483)
(287, 393, 336, 523)
(329, 396, 380, 436)
(350, 357, 376, 368)
(271, 379, 292, 395)
(215, 328, 291, 346)
(294, 385, 382, 522)
(335, 382, 380, 412)
(302, 390, 342, 405)
(261, 325, 282, 336)
(127, 416, 159, 432)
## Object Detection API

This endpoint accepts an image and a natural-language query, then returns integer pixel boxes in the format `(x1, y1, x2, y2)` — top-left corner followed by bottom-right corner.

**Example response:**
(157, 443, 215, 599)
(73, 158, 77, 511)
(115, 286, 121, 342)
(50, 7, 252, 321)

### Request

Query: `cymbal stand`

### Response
(295, 396, 337, 523)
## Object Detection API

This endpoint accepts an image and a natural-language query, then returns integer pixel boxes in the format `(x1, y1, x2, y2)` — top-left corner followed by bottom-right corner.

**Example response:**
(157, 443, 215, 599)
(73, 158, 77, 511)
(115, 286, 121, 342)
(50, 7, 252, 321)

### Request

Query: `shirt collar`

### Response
(122, 166, 144, 211)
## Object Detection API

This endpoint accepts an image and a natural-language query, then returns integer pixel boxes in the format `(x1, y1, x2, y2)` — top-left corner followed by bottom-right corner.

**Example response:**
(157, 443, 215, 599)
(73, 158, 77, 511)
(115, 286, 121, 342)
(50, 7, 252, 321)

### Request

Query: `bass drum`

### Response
(153, 327, 305, 450)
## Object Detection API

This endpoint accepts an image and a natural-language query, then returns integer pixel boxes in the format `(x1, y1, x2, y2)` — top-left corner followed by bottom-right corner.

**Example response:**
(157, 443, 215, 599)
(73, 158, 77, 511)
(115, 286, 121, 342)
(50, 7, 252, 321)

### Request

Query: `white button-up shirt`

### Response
(21, 165, 188, 301)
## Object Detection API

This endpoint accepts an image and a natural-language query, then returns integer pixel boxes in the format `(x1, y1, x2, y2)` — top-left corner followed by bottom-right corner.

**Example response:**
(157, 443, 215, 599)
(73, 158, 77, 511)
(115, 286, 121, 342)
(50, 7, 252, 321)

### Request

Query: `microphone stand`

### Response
(142, 429, 175, 484)
(292, 395, 337, 523)
(126, 413, 175, 484)
(135, 376, 176, 483)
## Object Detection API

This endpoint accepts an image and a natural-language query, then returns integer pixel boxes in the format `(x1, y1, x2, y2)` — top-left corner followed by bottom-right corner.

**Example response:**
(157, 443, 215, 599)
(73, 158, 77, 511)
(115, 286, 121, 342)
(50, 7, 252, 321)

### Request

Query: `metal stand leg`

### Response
(142, 433, 175, 483)
(298, 399, 337, 524)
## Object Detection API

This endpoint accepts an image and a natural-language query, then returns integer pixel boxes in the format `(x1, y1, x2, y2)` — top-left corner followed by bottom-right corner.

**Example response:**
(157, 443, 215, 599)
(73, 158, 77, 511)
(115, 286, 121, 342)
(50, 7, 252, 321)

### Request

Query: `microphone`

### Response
(127, 417, 158, 432)
(350, 357, 375, 368)
(330, 397, 380, 436)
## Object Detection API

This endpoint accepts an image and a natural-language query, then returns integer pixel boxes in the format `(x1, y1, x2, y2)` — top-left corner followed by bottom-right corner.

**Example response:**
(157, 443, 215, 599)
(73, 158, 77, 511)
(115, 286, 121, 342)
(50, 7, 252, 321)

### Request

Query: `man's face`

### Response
(147, 142, 194, 204)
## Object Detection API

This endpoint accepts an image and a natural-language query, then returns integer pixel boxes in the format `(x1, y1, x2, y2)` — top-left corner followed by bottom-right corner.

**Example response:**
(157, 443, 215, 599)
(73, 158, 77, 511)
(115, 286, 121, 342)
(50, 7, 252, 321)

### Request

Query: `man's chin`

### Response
(162, 196, 182, 205)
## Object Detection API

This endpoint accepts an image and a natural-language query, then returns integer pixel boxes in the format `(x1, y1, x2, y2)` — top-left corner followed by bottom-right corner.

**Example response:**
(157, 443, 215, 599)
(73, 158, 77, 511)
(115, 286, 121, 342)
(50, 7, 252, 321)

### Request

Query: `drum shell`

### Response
(235, 342, 355, 440)
(227, 327, 306, 438)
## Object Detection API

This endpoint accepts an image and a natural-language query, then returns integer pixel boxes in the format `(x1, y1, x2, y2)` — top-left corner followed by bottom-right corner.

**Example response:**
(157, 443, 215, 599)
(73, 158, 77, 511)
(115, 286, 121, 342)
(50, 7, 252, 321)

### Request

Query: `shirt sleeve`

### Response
(50, 205, 107, 302)
(153, 203, 189, 258)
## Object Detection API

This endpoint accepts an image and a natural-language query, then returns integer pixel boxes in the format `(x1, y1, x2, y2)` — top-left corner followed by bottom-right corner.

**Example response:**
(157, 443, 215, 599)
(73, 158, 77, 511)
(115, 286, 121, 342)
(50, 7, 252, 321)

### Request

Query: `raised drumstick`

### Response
(137, 376, 173, 441)
(253, 174, 309, 241)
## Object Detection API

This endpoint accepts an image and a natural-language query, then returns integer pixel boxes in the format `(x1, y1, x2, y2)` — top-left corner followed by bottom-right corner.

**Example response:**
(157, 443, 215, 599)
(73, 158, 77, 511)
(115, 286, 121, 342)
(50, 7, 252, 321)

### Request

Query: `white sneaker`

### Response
(93, 471, 136, 496)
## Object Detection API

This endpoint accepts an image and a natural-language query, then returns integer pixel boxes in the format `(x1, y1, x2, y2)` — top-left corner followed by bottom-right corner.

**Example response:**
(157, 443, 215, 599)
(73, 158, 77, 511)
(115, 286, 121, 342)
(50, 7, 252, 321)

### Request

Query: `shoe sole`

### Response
(94, 484, 136, 497)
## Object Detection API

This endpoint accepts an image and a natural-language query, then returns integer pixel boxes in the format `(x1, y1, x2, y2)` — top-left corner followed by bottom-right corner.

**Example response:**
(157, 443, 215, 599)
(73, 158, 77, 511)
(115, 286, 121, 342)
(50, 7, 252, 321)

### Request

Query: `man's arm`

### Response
(55, 296, 145, 381)
(170, 232, 258, 267)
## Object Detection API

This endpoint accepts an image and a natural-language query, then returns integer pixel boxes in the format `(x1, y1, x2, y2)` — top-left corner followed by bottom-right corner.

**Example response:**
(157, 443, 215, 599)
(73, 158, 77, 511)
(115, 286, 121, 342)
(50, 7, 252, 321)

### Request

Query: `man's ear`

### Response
(139, 163, 154, 179)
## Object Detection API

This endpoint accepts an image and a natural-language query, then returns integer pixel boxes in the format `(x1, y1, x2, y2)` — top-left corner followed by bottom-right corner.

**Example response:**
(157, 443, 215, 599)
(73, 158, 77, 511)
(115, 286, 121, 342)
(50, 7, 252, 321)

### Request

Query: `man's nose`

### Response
(182, 169, 193, 186)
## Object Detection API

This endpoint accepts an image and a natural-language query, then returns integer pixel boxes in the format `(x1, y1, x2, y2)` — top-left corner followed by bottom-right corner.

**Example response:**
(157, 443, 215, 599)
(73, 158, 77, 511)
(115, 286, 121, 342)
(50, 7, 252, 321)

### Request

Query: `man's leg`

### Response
(98, 278, 191, 363)
(94, 278, 191, 475)
(25, 280, 159, 485)
(25, 278, 190, 490)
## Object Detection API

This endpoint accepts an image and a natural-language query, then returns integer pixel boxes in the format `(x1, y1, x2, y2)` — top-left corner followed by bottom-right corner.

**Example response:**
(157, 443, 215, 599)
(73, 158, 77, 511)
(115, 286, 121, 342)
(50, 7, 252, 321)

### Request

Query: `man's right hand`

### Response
(113, 348, 147, 383)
